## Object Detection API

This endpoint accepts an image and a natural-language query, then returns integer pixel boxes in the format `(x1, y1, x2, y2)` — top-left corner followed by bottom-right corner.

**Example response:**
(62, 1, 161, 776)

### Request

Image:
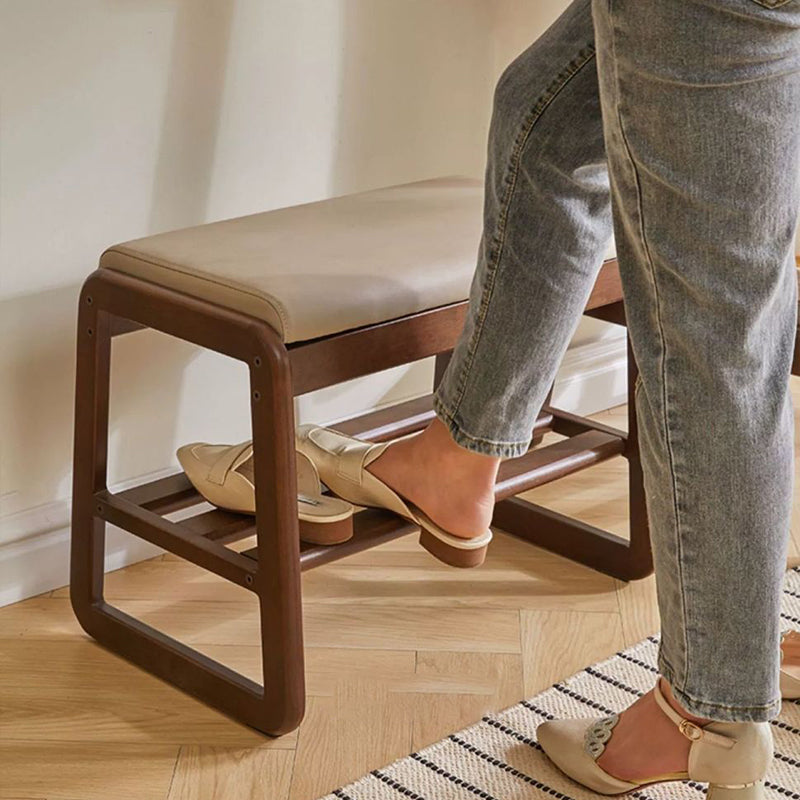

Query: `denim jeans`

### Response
(433, 0, 800, 723)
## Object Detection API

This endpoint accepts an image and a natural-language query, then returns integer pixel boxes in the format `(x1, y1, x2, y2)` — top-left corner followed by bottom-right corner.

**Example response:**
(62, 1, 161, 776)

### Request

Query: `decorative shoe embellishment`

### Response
(583, 713, 620, 759)
(176, 441, 356, 546)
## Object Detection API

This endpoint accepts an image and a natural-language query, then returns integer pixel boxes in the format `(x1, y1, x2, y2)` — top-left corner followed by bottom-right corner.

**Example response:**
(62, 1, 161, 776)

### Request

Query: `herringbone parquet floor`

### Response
(3, 395, 799, 799)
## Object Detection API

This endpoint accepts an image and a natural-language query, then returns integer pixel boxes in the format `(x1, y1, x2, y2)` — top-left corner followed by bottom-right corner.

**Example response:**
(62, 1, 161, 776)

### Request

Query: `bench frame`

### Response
(70, 257, 651, 736)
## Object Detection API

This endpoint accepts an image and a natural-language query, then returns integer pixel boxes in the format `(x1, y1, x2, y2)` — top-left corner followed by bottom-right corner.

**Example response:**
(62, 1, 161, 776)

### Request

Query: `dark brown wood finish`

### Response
(492, 332, 652, 581)
(242, 508, 419, 571)
(288, 301, 468, 396)
(287, 259, 624, 395)
(70, 255, 653, 737)
(71, 269, 305, 736)
(116, 472, 199, 514)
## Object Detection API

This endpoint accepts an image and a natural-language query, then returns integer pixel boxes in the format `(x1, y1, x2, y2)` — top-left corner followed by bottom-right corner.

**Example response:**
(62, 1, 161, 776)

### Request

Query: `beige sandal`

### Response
(294, 423, 492, 568)
(537, 678, 773, 798)
(176, 440, 355, 545)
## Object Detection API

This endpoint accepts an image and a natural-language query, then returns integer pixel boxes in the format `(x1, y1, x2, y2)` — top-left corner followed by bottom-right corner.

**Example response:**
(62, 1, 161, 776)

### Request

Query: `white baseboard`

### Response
(0, 333, 628, 609)
(0, 469, 172, 608)
(551, 330, 629, 417)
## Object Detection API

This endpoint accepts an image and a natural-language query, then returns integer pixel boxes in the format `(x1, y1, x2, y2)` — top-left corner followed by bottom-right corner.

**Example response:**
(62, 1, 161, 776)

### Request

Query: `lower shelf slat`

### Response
(116, 472, 200, 515)
(181, 508, 256, 544)
(241, 508, 417, 571)
(495, 429, 625, 500)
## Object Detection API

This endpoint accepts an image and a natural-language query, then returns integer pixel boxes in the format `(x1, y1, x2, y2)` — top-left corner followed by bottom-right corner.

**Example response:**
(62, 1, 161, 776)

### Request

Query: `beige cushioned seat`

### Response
(101, 175, 618, 344)
(101, 176, 485, 344)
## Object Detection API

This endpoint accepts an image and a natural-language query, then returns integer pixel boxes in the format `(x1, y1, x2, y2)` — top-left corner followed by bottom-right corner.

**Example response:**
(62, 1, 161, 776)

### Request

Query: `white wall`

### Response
(10, 0, 784, 605)
(0, 0, 499, 604)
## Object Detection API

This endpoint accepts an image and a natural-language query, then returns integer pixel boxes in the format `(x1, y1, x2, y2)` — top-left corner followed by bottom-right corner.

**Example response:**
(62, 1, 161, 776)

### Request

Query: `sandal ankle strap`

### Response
(652, 679, 736, 749)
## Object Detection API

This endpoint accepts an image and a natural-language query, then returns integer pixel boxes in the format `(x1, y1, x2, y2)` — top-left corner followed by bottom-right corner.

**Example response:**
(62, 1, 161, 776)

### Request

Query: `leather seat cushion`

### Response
(100, 176, 481, 343)
(100, 175, 618, 344)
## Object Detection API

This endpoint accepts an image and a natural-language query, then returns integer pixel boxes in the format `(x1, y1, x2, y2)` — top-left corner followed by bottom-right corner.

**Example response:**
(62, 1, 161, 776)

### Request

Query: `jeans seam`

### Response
(446, 43, 599, 422)
(608, 0, 691, 699)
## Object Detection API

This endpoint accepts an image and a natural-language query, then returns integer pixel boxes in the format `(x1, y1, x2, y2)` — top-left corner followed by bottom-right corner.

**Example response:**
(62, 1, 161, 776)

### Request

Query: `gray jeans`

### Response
(433, 0, 800, 723)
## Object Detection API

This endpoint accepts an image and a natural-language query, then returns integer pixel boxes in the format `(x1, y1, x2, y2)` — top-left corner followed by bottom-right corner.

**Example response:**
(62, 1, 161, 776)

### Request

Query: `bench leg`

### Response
(70, 270, 305, 736)
(492, 334, 652, 581)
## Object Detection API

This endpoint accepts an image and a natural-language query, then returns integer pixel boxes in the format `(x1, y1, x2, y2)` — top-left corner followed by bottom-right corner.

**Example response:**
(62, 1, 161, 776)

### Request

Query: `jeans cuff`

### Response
(432, 391, 531, 459)
(658, 655, 781, 723)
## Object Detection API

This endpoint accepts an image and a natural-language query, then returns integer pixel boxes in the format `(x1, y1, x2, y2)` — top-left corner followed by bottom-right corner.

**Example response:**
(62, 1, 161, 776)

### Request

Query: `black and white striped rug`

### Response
(318, 566, 800, 800)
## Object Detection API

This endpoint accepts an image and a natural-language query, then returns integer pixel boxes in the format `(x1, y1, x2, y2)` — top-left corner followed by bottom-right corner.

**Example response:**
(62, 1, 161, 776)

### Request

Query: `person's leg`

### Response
(366, 2, 726, 771)
(366, 0, 800, 781)
(590, 0, 800, 728)
(535, 1, 800, 785)
(368, 0, 614, 537)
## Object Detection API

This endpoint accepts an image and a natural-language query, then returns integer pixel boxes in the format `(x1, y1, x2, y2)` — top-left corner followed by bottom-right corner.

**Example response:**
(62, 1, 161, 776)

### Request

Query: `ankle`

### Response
(426, 417, 501, 480)
(659, 676, 715, 726)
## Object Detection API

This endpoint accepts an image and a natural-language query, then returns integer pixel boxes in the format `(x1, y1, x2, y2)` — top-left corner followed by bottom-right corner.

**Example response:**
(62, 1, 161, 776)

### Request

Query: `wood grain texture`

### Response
(520, 609, 626, 696)
(166, 747, 294, 800)
(288, 679, 413, 799)
(0, 742, 178, 800)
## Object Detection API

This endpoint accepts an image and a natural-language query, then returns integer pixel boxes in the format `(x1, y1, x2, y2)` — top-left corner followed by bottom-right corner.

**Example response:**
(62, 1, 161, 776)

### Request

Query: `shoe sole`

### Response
(419, 528, 489, 568)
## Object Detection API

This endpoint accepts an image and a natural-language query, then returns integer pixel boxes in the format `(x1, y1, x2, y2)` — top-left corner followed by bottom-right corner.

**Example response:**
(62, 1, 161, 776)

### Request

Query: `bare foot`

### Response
(596, 676, 716, 783)
(364, 416, 500, 540)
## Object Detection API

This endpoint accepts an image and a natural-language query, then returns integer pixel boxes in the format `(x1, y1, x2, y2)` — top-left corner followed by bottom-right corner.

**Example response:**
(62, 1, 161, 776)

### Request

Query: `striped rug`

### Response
(317, 566, 800, 800)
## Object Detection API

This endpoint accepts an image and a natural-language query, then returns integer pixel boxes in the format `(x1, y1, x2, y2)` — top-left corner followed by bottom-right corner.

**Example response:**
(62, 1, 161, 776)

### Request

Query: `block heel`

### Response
(708, 780, 765, 799)
(298, 513, 353, 545)
(418, 528, 489, 568)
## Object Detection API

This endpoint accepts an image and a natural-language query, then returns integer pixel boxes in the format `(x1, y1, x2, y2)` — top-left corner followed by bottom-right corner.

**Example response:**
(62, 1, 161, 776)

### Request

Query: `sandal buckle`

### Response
(679, 719, 704, 741)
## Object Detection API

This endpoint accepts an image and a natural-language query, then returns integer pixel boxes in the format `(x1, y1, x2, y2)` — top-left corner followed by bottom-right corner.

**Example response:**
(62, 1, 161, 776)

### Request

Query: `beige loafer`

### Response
(294, 423, 492, 568)
(780, 628, 800, 699)
(176, 440, 355, 545)
(537, 678, 773, 798)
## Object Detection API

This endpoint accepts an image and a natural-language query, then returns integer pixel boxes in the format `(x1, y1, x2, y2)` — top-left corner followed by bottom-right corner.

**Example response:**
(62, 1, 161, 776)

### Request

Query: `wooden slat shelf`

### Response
(100, 402, 628, 574)
(116, 472, 199, 514)
(95, 489, 257, 589)
(181, 509, 256, 544)
(242, 508, 417, 571)
(543, 404, 629, 444)
(495, 429, 624, 501)
(334, 395, 438, 441)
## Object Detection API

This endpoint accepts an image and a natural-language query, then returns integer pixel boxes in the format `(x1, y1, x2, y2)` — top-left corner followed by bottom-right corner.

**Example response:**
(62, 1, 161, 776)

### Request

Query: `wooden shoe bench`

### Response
(70, 176, 652, 737)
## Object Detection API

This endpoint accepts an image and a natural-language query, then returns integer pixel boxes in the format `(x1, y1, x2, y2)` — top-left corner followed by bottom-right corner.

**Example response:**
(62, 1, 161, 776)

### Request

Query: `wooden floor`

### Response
(4, 397, 800, 800)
